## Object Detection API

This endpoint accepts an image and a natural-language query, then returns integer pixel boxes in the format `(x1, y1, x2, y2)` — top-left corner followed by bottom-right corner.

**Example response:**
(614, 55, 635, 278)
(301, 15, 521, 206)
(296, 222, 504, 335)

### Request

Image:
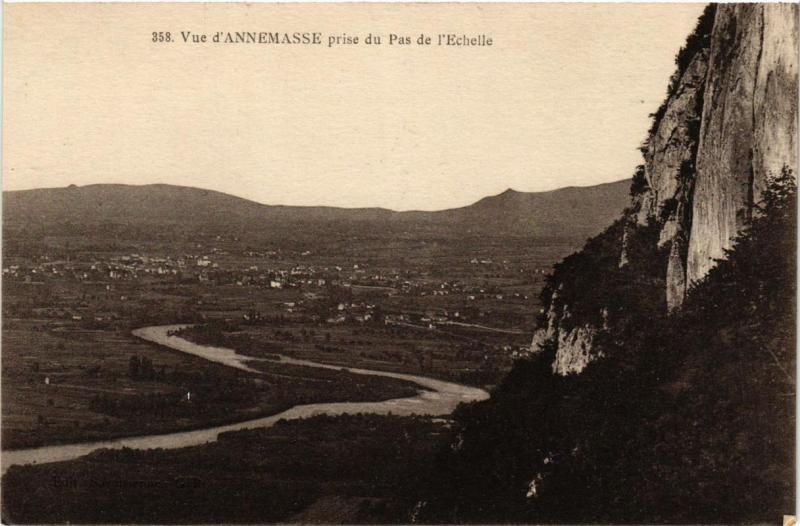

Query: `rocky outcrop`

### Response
(530, 290, 559, 353)
(640, 48, 708, 309)
(636, 50, 708, 237)
(532, 4, 798, 374)
(687, 4, 798, 285)
(532, 320, 602, 376)
(638, 3, 798, 305)
(551, 325, 601, 376)
(531, 288, 608, 376)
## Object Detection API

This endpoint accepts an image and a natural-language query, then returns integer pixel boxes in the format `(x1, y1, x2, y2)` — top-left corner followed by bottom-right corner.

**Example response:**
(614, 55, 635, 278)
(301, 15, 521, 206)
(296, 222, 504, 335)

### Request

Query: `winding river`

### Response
(1, 325, 489, 475)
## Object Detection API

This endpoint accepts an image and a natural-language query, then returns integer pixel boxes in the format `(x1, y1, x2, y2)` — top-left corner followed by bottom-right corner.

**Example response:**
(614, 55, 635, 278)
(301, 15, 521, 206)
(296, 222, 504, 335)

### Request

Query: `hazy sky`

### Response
(4, 3, 705, 210)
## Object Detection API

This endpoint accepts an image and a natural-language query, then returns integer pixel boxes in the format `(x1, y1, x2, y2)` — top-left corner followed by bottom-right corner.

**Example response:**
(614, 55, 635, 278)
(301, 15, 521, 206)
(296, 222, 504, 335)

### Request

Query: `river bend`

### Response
(2, 325, 489, 474)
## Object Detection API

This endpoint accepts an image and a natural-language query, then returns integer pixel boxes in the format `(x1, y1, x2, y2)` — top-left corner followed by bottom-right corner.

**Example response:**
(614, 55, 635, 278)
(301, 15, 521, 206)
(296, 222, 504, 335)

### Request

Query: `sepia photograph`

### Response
(1, 2, 797, 523)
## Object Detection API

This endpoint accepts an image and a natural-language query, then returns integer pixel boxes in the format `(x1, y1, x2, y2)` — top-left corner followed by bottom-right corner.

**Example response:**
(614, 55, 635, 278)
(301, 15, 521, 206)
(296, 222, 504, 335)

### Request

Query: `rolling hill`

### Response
(3, 180, 630, 241)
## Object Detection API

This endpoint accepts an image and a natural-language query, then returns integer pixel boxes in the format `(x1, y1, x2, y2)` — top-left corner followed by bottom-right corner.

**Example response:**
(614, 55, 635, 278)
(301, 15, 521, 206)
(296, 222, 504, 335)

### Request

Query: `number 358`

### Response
(152, 32, 172, 42)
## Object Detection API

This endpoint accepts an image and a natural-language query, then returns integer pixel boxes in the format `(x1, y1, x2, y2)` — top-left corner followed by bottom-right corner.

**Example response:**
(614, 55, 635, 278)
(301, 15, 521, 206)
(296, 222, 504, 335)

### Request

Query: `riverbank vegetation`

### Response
(174, 318, 515, 388)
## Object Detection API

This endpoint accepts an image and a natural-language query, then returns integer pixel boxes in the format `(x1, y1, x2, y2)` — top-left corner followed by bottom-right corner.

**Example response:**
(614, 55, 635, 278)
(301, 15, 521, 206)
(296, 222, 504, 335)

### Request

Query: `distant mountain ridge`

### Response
(3, 180, 630, 240)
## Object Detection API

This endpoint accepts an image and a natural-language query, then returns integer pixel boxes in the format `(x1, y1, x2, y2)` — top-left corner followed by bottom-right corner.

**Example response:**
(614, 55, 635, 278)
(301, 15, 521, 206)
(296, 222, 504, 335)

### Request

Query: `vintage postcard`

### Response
(1, 2, 797, 524)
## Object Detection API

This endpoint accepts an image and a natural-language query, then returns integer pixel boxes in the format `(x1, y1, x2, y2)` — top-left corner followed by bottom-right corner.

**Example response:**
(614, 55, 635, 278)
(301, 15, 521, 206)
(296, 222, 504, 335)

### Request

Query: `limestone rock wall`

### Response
(632, 3, 797, 307)
(637, 51, 708, 236)
(532, 4, 798, 374)
(551, 325, 601, 376)
(687, 4, 798, 285)
(643, 50, 708, 309)
(530, 288, 607, 376)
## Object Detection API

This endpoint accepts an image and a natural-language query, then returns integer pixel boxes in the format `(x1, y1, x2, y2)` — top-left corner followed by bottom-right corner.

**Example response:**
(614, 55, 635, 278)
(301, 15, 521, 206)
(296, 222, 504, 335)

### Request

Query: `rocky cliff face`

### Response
(638, 48, 707, 310)
(687, 4, 798, 285)
(531, 289, 607, 375)
(532, 4, 798, 375)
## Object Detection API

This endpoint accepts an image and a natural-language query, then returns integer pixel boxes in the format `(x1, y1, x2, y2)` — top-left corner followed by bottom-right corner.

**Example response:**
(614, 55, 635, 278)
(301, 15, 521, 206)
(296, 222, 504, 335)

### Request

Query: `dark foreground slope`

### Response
(414, 5, 797, 521)
(2, 414, 446, 524)
(3, 180, 630, 241)
(417, 170, 796, 525)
